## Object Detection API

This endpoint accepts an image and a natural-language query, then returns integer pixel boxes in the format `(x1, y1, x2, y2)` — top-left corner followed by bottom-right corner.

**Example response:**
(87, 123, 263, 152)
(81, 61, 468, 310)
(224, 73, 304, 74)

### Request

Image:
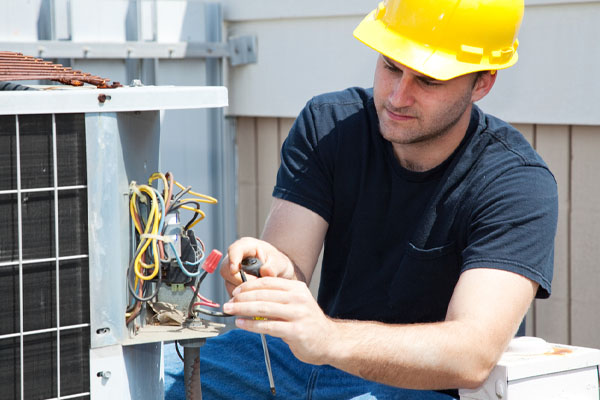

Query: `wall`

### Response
(224, 0, 600, 125)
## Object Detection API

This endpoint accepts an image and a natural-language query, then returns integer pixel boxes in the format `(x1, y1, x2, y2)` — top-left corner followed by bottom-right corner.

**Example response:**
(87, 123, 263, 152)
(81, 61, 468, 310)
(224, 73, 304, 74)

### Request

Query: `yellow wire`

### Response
(128, 174, 218, 286)
(148, 172, 169, 201)
(132, 185, 160, 281)
(135, 186, 160, 274)
(129, 193, 143, 234)
(174, 180, 218, 204)
(180, 206, 206, 229)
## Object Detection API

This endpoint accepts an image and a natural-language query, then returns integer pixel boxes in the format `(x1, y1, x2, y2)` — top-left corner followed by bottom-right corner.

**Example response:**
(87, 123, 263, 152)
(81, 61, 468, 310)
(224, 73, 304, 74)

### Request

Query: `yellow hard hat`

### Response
(353, 0, 524, 80)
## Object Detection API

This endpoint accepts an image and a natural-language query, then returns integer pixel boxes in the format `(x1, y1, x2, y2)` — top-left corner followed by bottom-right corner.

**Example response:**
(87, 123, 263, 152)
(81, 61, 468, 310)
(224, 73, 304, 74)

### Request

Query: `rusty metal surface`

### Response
(0, 51, 121, 88)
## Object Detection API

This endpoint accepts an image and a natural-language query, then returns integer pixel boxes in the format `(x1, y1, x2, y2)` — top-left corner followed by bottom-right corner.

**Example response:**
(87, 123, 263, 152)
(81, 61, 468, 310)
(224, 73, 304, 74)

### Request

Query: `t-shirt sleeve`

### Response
(461, 165, 558, 298)
(272, 100, 335, 223)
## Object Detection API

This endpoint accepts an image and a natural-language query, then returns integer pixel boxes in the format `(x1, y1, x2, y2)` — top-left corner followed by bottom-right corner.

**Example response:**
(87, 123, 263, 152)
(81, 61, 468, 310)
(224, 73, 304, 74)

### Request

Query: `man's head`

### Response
(372, 55, 496, 151)
(354, 0, 523, 169)
(354, 0, 524, 81)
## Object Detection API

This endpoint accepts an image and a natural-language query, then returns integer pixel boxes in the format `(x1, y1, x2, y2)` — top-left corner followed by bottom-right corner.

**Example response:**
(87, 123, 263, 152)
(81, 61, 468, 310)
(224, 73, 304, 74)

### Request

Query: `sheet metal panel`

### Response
(0, 86, 228, 115)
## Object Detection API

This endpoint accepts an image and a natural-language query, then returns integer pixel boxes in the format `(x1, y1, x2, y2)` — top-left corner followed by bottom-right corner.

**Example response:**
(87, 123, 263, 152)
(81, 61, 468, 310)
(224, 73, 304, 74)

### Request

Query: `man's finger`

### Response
(225, 300, 297, 320)
(231, 289, 296, 305)
(235, 316, 293, 338)
(235, 276, 306, 292)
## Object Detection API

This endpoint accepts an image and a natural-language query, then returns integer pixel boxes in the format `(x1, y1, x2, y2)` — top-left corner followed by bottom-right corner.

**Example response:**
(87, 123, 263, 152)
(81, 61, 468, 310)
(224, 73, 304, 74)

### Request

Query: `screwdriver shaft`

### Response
(240, 269, 276, 395)
(260, 332, 276, 395)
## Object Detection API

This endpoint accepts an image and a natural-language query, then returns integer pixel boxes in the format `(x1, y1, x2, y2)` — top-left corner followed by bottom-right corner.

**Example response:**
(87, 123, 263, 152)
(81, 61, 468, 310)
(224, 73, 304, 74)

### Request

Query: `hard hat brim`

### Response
(353, 8, 519, 81)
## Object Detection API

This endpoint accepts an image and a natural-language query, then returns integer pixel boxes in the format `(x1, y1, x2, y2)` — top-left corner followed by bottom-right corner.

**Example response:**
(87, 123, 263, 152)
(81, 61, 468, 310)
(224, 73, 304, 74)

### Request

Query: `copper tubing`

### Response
(0, 51, 121, 88)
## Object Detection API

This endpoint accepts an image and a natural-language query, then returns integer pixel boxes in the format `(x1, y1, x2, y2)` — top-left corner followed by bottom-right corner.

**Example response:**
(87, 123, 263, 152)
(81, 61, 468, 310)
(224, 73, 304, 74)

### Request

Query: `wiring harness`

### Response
(125, 172, 229, 325)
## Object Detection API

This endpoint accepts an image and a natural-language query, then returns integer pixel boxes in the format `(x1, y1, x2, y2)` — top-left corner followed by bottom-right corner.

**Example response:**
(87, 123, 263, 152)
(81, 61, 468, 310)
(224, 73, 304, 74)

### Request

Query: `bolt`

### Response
(495, 379, 505, 398)
(97, 371, 112, 379)
(98, 94, 112, 103)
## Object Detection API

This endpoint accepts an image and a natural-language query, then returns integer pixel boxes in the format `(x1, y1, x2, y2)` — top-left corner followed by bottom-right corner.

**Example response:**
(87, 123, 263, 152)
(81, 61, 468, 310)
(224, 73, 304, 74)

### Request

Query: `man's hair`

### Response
(472, 70, 487, 88)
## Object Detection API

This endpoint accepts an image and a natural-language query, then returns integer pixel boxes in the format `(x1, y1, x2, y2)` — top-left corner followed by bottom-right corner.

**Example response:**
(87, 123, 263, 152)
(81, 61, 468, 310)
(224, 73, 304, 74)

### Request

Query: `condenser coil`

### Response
(0, 84, 228, 400)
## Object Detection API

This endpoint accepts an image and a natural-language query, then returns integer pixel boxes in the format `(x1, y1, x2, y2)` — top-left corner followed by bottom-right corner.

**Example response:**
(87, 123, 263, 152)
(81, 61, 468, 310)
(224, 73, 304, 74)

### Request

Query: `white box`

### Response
(460, 337, 600, 399)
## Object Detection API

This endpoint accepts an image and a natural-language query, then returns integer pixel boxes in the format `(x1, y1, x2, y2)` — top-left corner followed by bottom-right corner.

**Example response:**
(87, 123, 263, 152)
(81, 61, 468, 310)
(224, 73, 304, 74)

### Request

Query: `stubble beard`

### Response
(378, 90, 473, 147)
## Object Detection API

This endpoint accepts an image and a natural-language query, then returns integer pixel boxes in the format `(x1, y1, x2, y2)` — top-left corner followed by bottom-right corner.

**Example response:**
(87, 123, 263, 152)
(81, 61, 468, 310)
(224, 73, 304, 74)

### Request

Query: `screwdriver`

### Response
(240, 257, 276, 396)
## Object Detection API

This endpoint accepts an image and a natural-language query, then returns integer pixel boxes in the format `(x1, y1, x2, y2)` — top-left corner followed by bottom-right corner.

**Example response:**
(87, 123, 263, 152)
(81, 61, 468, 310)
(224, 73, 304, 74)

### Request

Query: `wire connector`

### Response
(201, 249, 222, 274)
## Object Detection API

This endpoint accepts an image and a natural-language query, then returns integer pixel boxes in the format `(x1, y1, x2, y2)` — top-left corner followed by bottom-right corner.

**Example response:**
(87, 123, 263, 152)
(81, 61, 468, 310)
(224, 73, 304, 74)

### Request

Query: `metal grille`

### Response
(0, 113, 90, 400)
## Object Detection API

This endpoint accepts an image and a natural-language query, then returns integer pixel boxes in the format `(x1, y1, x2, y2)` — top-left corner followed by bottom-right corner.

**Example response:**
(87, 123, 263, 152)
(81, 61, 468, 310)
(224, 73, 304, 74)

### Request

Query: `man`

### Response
(199, 0, 558, 398)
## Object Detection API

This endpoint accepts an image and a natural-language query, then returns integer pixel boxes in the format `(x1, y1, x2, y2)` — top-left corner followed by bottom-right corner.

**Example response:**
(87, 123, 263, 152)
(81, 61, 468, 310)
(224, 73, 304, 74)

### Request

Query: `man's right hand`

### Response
(220, 236, 297, 297)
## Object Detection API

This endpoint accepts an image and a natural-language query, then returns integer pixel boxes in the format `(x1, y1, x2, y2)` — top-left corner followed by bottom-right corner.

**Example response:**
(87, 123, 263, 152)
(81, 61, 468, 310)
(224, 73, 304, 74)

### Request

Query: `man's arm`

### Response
(223, 197, 538, 390)
(225, 261, 537, 390)
(324, 268, 537, 389)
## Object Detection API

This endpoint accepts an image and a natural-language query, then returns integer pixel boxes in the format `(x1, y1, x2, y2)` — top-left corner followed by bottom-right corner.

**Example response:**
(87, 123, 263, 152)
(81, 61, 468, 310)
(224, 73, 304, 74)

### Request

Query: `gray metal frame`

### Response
(86, 110, 161, 347)
(0, 39, 256, 61)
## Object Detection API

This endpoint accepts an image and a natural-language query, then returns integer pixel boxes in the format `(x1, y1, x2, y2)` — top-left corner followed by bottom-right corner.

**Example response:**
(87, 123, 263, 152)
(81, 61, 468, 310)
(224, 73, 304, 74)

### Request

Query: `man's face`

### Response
(373, 55, 479, 146)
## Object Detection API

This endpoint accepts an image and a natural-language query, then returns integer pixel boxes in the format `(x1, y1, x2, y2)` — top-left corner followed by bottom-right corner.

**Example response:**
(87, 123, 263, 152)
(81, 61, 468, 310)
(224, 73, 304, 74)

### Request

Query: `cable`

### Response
(175, 341, 185, 362)
(130, 185, 164, 281)
(169, 200, 206, 231)
(127, 257, 162, 303)
(174, 180, 218, 204)
(193, 308, 232, 318)
(168, 241, 205, 278)
(126, 172, 223, 325)
(186, 271, 232, 318)
(187, 271, 209, 318)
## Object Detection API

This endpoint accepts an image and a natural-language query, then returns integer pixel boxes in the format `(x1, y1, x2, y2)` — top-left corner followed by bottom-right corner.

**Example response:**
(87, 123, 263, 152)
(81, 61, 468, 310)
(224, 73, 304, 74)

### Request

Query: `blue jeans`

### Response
(194, 329, 457, 400)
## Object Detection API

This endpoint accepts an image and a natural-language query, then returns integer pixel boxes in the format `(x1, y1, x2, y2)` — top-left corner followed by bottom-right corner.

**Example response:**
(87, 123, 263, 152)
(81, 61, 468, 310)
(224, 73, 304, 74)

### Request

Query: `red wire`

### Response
(193, 302, 219, 308)
(189, 285, 219, 307)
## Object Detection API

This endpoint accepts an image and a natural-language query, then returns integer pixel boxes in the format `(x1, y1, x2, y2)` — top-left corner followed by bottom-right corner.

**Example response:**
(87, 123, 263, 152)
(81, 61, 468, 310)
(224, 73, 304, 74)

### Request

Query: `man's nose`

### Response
(388, 75, 416, 108)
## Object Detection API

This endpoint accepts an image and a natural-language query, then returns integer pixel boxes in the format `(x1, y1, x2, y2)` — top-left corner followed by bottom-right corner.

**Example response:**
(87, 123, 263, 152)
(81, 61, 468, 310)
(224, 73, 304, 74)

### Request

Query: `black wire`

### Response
(183, 202, 200, 231)
(186, 270, 233, 318)
(194, 307, 232, 318)
(187, 270, 209, 318)
(172, 186, 191, 204)
(175, 341, 184, 362)
(169, 200, 202, 231)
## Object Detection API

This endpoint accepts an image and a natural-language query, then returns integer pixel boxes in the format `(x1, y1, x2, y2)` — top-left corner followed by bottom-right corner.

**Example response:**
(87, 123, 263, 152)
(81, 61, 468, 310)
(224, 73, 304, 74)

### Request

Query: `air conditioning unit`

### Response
(0, 84, 228, 400)
(460, 337, 600, 400)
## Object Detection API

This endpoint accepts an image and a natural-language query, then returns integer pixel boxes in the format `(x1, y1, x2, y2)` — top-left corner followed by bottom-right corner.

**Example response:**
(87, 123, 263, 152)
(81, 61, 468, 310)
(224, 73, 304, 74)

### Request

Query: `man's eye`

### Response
(420, 79, 440, 87)
(383, 62, 398, 72)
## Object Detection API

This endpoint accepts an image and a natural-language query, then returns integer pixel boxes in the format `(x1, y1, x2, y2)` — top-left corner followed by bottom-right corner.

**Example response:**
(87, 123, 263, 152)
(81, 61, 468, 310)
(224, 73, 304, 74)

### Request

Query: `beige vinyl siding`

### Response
(236, 117, 600, 349)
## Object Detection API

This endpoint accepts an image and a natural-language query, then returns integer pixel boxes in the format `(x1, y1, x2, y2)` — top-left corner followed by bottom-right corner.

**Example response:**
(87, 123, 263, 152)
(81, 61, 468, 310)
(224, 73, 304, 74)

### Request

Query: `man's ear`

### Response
(471, 71, 497, 102)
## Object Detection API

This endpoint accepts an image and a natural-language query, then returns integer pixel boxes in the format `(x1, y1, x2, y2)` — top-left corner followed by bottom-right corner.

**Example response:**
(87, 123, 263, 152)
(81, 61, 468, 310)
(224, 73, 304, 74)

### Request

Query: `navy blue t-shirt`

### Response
(273, 87, 557, 324)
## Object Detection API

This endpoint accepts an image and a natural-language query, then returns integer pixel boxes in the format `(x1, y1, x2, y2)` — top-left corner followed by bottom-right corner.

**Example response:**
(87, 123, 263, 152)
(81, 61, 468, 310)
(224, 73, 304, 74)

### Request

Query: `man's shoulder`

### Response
(308, 87, 373, 110)
(478, 108, 548, 169)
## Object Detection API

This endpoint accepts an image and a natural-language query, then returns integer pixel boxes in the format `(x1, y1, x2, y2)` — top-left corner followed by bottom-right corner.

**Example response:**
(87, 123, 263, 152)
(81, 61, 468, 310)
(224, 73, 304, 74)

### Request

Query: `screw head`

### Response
(97, 370, 112, 379)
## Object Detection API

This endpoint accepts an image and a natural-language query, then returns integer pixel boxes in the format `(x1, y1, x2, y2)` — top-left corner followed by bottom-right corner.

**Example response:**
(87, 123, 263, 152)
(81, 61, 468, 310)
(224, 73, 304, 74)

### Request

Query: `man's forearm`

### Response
(291, 261, 308, 284)
(324, 318, 501, 390)
(227, 265, 536, 391)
